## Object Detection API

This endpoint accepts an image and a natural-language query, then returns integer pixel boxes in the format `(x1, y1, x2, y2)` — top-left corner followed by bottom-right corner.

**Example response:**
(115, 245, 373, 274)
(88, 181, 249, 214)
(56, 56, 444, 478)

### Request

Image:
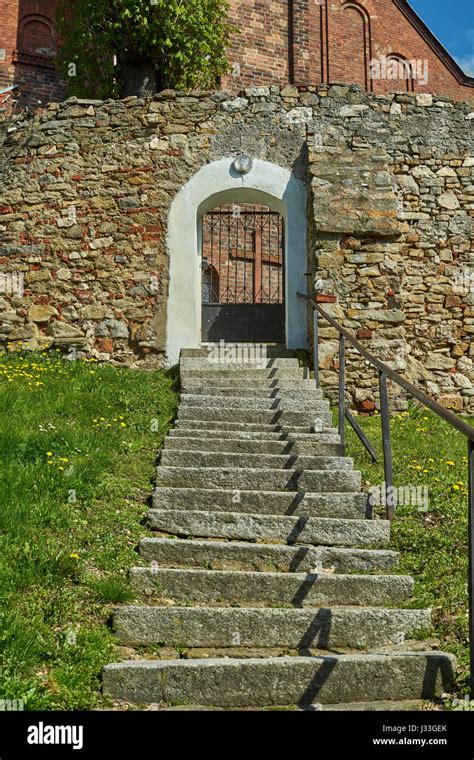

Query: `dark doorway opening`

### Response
(201, 203, 286, 343)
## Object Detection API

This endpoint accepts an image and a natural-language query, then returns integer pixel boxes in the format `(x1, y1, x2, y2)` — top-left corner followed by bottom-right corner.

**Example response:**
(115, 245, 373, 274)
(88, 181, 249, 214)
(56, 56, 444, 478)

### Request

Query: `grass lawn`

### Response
(0, 350, 178, 710)
(343, 403, 474, 701)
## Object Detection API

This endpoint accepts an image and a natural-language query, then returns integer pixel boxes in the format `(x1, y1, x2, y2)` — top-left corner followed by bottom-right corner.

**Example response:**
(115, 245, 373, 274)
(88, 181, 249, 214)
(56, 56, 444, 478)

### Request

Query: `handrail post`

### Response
(379, 370, 394, 520)
(339, 334, 345, 448)
(469, 439, 474, 696)
(313, 307, 319, 389)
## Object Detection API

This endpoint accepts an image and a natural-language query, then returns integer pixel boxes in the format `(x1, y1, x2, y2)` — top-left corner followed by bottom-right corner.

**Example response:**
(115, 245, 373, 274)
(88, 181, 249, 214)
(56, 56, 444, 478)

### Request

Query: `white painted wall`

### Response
(166, 157, 308, 365)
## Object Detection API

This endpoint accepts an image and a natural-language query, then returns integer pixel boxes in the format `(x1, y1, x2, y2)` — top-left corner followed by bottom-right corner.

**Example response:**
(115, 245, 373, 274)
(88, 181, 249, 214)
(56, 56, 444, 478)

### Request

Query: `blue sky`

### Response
(409, 0, 474, 75)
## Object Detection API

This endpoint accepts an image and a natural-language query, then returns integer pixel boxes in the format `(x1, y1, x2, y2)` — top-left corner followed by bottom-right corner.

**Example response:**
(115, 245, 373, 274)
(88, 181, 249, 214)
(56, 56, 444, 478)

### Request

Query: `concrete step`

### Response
(155, 466, 361, 492)
(180, 385, 323, 398)
(147, 510, 387, 546)
(181, 347, 298, 358)
(152, 487, 368, 518)
(321, 700, 424, 711)
(174, 420, 331, 434)
(182, 378, 314, 390)
(181, 357, 300, 369)
(102, 652, 455, 707)
(163, 437, 345, 457)
(129, 567, 413, 606)
(113, 605, 431, 649)
(142, 700, 424, 711)
(170, 425, 338, 439)
(181, 369, 306, 381)
(180, 394, 330, 411)
(159, 450, 354, 471)
(139, 537, 399, 573)
(177, 408, 332, 426)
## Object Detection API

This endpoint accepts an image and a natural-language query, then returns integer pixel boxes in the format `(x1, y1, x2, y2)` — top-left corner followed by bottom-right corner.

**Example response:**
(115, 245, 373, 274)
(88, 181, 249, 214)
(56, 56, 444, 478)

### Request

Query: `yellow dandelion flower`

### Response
(47, 452, 53, 457)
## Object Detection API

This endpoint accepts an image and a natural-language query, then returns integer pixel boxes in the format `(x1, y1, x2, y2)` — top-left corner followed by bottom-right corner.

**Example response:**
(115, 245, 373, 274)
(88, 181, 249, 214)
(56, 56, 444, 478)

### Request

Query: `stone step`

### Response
(155, 466, 361, 492)
(181, 369, 305, 381)
(144, 700, 424, 712)
(159, 450, 353, 471)
(180, 385, 323, 398)
(174, 420, 331, 434)
(180, 394, 330, 411)
(182, 378, 314, 390)
(177, 408, 332, 426)
(113, 605, 431, 649)
(168, 428, 341, 443)
(139, 538, 399, 573)
(147, 510, 386, 546)
(163, 437, 345, 457)
(129, 567, 413, 606)
(321, 700, 424, 712)
(152, 487, 368, 518)
(181, 357, 300, 369)
(103, 652, 455, 707)
(181, 347, 298, 358)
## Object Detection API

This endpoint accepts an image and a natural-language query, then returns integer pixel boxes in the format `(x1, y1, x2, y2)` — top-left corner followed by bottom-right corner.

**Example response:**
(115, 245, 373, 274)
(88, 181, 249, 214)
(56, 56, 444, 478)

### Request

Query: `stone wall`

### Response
(0, 84, 473, 410)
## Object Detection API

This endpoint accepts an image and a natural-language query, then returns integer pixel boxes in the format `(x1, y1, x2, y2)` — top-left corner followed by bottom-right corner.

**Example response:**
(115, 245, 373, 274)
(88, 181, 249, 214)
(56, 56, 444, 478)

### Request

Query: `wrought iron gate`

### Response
(201, 203, 285, 343)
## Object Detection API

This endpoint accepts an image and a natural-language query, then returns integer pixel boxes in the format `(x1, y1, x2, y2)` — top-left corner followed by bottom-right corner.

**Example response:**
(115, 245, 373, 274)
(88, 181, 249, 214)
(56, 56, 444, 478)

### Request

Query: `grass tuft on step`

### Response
(0, 350, 178, 710)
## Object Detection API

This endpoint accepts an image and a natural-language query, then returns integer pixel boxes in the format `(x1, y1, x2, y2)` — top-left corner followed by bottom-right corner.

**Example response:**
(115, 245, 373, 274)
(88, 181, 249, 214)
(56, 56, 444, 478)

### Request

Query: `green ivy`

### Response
(56, 0, 234, 98)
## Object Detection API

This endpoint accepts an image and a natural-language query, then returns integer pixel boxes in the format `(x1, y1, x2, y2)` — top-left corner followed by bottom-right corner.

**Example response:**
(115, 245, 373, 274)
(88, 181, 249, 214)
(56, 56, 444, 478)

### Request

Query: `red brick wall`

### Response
(1, 0, 473, 110)
(0, 0, 65, 112)
(223, 0, 474, 102)
(0, 0, 20, 91)
(222, 0, 290, 89)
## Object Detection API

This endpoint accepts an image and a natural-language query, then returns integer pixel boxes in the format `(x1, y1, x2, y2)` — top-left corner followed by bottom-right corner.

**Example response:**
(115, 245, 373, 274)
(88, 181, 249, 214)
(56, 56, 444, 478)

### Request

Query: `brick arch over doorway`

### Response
(165, 158, 308, 366)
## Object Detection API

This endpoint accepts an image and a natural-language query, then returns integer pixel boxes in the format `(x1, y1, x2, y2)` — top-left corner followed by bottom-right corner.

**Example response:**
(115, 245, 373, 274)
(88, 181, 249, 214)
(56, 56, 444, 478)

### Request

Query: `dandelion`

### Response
(69, 553, 80, 560)
(47, 452, 53, 457)
(446, 461, 455, 467)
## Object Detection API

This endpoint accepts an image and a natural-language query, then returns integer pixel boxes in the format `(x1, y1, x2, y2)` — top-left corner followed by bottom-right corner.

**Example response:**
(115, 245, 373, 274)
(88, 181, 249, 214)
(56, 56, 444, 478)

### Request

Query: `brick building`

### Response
(0, 0, 473, 112)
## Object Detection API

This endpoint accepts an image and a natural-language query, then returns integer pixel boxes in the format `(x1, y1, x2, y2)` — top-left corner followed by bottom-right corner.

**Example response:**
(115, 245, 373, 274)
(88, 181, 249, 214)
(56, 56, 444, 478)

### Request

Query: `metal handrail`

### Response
(298, 291, 474, 691)
(298, 293, 474, 442)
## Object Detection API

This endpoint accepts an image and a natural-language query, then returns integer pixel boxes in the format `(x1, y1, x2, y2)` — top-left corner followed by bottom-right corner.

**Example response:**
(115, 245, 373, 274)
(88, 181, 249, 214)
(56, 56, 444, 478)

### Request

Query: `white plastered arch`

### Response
(165, 157, 308, 365)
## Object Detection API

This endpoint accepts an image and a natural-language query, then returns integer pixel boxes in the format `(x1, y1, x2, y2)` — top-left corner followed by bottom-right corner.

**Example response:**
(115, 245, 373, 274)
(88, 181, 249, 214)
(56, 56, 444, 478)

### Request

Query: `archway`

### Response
(166, 158, 308, 365)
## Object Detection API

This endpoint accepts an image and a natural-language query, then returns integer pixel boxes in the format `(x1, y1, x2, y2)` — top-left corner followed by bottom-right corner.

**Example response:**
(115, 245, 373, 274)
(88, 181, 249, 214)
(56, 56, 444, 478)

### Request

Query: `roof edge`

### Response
(393, 0, 474, 87)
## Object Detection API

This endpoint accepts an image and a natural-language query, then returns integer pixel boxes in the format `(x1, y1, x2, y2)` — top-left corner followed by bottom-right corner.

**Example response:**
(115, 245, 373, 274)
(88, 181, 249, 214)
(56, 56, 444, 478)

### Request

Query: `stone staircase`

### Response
(103, 348, 455, 710)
